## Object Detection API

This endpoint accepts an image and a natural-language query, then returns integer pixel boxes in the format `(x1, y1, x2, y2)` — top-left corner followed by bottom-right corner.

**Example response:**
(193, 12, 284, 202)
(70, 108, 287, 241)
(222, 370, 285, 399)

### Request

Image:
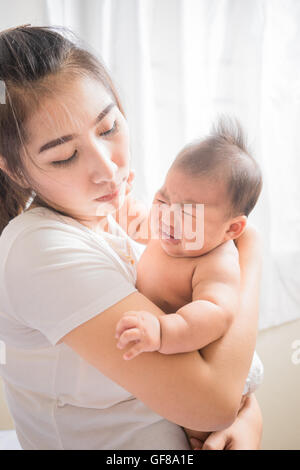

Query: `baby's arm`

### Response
(116, 242, 241, 359)
(159, 246, 241, 354)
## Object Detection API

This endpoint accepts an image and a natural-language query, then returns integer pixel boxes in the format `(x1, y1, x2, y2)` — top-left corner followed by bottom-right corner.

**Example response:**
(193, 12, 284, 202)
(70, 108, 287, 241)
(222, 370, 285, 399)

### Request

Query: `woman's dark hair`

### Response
(0, 24, 124, 235)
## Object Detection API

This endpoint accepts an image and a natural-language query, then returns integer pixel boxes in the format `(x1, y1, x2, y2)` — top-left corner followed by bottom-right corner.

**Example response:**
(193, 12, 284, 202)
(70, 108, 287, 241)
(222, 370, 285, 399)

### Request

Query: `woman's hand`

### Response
(114, 169, 151, 243)
(125, 169, 135, 196)
(186, 394, 263, 450)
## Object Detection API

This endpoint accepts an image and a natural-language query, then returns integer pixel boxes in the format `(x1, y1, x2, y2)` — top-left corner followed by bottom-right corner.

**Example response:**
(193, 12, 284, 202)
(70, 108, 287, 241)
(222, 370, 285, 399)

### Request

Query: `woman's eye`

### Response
(156, 199, 167, 204)
(51, 121, 118, 167)
(100, 120, 118, 137)
(52, 150, 78, 167)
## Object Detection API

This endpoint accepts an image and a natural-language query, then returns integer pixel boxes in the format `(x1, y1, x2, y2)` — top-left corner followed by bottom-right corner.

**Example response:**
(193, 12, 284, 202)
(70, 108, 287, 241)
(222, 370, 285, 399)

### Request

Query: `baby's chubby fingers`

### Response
(123, 343, 145, 361)
(115, 310, 161, 358)
(117, 328, 141, 349)
(115, 311, 140, 339)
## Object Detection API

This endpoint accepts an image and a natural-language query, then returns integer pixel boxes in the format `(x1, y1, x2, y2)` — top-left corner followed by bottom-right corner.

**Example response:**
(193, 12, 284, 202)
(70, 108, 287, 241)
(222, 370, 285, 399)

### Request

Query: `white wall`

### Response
(256, 318, 300, 450)
(0, 378, 14, 430)
(0, 0, 48, 30)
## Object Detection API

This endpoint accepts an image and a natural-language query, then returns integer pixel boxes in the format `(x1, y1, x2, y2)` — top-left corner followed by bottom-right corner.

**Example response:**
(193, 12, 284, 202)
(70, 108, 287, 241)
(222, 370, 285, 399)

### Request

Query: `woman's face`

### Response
(22, 75, 130, 227)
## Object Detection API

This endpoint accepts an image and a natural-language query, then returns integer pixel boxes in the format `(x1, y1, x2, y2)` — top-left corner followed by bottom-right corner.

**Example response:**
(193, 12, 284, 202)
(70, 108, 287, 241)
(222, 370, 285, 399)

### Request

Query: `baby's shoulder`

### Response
(214, 239, 239, 260)
(193, 240, 240, 283)
(202, 239, 238, 262)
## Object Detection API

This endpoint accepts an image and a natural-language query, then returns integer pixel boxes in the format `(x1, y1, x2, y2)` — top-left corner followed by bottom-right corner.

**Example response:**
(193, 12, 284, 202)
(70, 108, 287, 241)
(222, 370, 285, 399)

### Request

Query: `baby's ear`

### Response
(225, 215, 247, 241)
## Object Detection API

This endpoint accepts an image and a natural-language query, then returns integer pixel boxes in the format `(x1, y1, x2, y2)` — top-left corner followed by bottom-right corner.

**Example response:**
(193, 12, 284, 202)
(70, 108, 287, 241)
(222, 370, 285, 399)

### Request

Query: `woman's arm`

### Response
(60, 291, 232, 431)
(61, 224, 262, 432)
(186, 393, 263, 450)
(199, 224, 263, 403)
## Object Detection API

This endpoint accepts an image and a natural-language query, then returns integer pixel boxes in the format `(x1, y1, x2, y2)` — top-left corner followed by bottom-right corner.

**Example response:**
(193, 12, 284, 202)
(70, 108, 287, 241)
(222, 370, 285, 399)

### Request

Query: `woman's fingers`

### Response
(125, 169, 135, 195)
(189, 437, 203, 450)
(127, 169, 135, 184)
(201, 430, 228, 450)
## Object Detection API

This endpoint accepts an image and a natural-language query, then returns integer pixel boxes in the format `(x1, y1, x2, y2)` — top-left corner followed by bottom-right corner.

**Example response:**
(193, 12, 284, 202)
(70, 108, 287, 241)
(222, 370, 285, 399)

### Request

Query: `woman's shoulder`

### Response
(2, 206, 71, 233)
(0, 207, 86, 253)
(1, 207, 139, 286)
(0, 207, 110, 276)
(2, 206, 106, 241)
(0, 206, 137, 288)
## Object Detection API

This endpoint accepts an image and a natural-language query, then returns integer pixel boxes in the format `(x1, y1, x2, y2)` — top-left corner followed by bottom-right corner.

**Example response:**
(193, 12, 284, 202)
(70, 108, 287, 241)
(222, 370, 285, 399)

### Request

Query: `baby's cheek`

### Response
(182, 218, 205, 253)
(182, 215, 196, 243)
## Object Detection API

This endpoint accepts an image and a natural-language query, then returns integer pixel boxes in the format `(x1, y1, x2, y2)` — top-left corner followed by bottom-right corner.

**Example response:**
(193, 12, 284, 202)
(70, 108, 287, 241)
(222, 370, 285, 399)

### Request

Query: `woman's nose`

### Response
(88, 142, 118, 183)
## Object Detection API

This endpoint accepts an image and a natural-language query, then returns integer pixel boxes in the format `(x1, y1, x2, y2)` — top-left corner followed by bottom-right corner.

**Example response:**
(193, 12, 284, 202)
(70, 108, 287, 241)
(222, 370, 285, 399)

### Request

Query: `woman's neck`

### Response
(27, 196, 111, 233)
(76, 215, 110, 233)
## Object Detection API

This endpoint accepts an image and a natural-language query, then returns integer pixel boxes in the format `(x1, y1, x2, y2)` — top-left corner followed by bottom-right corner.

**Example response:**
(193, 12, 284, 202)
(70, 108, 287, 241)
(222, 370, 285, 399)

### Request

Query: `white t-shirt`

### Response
(0, 207, 190, 450)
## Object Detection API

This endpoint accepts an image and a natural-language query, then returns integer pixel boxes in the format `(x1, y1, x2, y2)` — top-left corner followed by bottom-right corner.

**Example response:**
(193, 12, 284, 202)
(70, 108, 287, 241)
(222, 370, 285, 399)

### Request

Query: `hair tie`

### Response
(0, 80, 5, 105)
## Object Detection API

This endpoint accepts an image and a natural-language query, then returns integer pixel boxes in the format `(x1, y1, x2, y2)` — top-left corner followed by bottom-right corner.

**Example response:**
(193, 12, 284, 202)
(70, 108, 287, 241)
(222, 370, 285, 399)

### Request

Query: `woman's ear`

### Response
(0, 154, 7, 172)
(0, 156, 12, 180)
(0, 155, 30, 189)
(224, 215, 248, 241)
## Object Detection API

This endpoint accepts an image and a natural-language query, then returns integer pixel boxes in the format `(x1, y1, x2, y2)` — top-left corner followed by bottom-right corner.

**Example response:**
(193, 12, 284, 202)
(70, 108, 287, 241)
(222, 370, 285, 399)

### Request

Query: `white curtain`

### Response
(1, 0, 299, 330)
(180, 0, 300, 330)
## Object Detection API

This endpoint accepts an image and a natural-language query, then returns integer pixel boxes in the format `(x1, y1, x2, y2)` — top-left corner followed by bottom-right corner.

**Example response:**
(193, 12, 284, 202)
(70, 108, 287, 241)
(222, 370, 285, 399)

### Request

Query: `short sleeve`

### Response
(4, 223, 137, 345)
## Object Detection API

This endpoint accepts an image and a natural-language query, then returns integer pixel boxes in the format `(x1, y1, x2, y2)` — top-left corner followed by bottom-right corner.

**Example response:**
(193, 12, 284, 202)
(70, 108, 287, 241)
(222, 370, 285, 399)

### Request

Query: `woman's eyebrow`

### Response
(38, 102, 115, 154)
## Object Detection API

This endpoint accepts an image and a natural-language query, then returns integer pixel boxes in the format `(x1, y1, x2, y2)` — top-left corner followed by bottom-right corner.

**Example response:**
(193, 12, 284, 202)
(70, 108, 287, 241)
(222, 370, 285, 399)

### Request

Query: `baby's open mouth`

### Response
(160, 223, 181, 244)
(160, 222, 174, 238)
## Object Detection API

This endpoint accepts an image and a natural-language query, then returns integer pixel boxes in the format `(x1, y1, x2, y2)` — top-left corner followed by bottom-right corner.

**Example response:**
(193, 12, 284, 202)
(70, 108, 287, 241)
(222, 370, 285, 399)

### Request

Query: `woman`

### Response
(0, 25, 262, 450)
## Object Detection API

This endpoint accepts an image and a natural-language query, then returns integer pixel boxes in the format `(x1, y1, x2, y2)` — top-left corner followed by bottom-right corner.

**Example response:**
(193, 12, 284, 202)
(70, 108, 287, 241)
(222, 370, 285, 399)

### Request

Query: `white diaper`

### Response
(242, 351, 264, 395)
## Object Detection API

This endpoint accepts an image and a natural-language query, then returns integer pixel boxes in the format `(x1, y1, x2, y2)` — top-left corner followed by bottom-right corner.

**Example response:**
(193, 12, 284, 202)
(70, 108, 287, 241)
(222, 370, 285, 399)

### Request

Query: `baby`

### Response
(115, 117, 264, 400)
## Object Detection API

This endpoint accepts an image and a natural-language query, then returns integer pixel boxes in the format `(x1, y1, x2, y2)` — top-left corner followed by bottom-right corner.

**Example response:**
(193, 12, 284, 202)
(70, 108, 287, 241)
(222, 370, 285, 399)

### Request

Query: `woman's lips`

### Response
(95, 187, 120, 202)
(95, 178, 125, 202)
(94, 179, 126, 203)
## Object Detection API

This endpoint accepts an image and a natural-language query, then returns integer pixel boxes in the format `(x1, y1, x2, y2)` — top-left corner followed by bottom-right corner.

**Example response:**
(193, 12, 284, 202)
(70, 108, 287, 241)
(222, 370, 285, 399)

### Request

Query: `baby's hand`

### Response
(115, 310, 161, 360)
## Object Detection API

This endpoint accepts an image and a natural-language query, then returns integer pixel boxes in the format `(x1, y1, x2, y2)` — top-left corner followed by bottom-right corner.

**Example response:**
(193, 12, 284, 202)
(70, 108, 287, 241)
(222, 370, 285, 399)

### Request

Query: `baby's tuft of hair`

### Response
(173, 115, 263, 217)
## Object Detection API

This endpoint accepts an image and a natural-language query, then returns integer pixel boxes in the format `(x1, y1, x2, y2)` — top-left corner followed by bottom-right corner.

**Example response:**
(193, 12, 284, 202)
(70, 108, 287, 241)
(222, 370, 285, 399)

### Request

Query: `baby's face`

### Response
(151, 168, 231, 257)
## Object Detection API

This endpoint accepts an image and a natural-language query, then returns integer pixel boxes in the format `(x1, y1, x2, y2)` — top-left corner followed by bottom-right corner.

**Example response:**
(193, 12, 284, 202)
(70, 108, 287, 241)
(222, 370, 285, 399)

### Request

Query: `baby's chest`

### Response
(136, 242, 195, 313)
